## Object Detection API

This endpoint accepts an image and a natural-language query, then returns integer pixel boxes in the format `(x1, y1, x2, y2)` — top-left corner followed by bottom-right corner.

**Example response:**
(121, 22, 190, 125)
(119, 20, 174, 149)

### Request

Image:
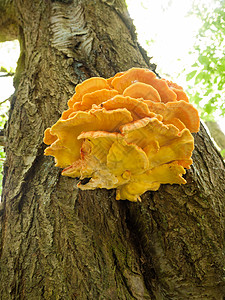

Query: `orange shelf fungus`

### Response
(68, 77, 111, 108)
(111, 68, 178, 103)
(45, 108, 132, 167)
(44, 67, 200, 201)
(144, 100, 200, 133)
(165, 80, 189, 102)
(123, 82, 161, 102)
(101, 95, 157, 121)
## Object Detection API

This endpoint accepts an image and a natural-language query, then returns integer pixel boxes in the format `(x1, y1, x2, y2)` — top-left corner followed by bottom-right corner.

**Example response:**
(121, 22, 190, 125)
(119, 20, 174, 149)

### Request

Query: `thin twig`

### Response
(0, 97, 10, 106)
(0, 72, 15, 77)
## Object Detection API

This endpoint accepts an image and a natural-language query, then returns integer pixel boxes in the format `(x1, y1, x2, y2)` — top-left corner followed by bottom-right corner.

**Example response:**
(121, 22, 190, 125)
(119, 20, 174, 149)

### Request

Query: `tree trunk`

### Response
(205, 120, 225, 158)
(0, 0, 225, 299)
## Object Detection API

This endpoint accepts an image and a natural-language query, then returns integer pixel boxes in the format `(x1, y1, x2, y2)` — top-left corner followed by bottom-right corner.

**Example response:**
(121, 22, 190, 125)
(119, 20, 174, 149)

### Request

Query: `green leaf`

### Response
(198, 55, 210, 67)
(186, 70, 197, 81)
(204, 89, 213, 96)
(192, 92, 202, 106)
(0, 66, 8, 73)
(191, 62, 199, 67)
(194, 72, 205, 84)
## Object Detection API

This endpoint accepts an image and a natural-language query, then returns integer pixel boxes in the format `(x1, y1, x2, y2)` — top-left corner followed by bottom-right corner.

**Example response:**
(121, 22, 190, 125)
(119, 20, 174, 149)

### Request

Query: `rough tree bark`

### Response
(0, 0, 225, 299)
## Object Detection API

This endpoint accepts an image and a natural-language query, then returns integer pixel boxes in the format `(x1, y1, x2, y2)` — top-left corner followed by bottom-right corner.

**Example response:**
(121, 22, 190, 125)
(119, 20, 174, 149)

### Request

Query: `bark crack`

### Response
(111, 248, 139, 300)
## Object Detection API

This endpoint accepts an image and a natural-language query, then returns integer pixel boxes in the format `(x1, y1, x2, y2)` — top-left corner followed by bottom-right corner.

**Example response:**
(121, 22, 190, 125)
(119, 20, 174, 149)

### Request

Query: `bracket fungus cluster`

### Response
(44, 68, 200, 201)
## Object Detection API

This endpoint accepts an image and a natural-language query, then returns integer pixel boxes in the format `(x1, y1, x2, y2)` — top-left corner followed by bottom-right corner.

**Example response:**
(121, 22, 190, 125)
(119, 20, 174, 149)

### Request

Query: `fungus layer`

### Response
(44, 67, 200, 201)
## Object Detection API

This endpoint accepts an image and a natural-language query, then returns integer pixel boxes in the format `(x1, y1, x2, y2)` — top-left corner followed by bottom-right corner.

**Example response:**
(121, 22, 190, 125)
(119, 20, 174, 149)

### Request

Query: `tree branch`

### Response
(205, 120, 225, 157)
(0, 72, 15, 77)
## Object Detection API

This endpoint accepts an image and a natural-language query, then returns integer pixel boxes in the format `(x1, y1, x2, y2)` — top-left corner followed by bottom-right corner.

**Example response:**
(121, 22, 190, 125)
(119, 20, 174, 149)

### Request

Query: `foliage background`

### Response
(185, 0, 225, 121)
